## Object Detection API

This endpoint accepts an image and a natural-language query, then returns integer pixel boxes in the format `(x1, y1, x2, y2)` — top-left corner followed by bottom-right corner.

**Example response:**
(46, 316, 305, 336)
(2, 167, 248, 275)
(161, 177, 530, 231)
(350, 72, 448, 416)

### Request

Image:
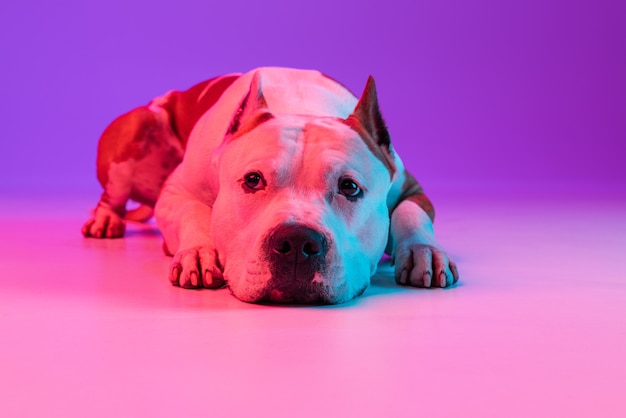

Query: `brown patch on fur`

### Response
(96, 107, 163, 187)
(394, 171, 435, 221)
(227, 112, 275, 142)
(95, 75, 239, 198)
(161, 75, 240, 147)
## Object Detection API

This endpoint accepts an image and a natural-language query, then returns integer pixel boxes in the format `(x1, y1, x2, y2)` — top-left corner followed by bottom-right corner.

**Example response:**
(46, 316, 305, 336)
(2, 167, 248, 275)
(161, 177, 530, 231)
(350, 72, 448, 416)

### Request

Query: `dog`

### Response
(82, 67, 459, 304)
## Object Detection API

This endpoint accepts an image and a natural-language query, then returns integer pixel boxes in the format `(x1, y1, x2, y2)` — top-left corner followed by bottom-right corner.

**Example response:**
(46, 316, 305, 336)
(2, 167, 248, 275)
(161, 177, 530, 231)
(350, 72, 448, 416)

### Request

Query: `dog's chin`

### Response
(260, 288, 326, 305)
(230, 277, 330, 305)
(243, 280, 369, 306)
(230, 276, 368, 305)
(262, 285, 367, 305)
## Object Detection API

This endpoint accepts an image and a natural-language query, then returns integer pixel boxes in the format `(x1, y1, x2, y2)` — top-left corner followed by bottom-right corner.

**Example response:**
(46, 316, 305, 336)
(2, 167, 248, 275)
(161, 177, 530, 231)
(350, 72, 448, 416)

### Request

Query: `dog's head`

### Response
(210, 74, 395, 304)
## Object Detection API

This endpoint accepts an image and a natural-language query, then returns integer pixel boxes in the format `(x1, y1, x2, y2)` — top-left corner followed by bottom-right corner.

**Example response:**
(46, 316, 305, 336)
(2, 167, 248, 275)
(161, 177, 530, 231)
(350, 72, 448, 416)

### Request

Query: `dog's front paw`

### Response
(82, 207, 125, 238)
(394, 243, 459, 288)
(169, 245, 225, 289)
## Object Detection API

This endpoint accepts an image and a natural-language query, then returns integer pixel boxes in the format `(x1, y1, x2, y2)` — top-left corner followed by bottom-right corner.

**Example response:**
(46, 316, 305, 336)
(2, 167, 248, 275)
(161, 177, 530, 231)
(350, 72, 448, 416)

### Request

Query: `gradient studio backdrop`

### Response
(0, 0, 624, 195)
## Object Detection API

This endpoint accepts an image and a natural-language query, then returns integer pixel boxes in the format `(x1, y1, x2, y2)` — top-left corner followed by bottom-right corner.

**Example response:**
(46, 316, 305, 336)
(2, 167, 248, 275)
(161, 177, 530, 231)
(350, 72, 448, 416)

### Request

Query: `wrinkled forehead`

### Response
(219, 116, 304, 168)
(301, 118, 390, 177)
(220, 115, 390, 177)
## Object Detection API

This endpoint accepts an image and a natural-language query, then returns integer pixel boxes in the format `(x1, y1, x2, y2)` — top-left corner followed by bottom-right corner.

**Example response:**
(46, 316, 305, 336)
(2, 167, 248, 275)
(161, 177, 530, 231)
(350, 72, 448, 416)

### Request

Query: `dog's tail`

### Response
(124, 204, 154, 223)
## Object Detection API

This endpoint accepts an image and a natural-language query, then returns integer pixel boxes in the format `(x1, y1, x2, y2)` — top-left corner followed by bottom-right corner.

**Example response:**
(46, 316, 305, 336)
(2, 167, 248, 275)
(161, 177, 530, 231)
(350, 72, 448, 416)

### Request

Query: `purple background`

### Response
(1, 0, 624, 195)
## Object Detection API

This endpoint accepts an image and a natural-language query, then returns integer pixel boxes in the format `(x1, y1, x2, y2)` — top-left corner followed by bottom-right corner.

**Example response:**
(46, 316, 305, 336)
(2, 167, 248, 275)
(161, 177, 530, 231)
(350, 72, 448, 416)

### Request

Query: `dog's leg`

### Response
(388, 173, 459, 288)
(82, 164, 132, 239)
(82, 105, 183, 238)
(154, 173, 224, 289)
(390, 200, 459, 288)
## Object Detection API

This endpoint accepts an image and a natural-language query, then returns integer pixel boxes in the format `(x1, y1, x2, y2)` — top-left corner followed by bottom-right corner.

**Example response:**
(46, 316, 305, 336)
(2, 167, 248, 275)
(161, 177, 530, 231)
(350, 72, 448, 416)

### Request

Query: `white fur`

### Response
(154, 67, 456, 303)
(208, 117, 390, 303)
(155, 68, 389, 303)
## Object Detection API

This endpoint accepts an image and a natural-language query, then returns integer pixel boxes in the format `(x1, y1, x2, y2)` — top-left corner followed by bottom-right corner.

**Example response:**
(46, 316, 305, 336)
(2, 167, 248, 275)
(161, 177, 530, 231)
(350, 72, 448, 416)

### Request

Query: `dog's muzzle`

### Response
(269, 224, 327, 264)
(263, 224, 329, 301)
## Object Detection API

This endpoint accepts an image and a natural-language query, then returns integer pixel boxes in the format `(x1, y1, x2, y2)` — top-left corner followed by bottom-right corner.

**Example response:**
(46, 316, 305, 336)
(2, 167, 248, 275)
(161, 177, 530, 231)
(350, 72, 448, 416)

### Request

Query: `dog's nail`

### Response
(206, 270, 225, 288)
(439, 271, 447, 287)
(423, 271, 432, 287)
(450, 263, 459, 282)
(170, 265, 181, 283)
(189, 271, 198, 287)
(204, 270, 222, 288)
(400, 269, 408, 285)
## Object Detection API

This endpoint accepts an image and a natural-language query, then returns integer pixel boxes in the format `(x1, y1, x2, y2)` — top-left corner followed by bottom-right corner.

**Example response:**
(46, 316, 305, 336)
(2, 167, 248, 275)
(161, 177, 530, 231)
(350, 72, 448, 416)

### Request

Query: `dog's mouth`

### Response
(260, 223, 331, 303)
(240, 254, 334, 304)
(260, 270, 330, 304)
(258, 276, 368, 305)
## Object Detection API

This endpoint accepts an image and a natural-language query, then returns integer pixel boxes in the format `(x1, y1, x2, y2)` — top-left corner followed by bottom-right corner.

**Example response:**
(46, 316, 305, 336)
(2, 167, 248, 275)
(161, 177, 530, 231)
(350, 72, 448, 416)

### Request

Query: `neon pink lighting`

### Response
(1, 192, 624, 416)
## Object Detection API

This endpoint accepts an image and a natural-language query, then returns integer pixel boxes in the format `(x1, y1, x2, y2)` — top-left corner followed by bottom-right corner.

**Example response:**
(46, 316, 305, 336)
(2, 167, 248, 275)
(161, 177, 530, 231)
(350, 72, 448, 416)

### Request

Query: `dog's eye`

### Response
(338, 178, 362, 200)
(243, 171, 265, 191)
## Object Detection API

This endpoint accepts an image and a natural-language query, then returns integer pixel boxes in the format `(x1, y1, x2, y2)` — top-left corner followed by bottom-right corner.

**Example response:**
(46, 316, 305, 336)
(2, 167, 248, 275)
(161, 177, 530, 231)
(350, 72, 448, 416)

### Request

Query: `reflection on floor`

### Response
(0, 188, 624, 417)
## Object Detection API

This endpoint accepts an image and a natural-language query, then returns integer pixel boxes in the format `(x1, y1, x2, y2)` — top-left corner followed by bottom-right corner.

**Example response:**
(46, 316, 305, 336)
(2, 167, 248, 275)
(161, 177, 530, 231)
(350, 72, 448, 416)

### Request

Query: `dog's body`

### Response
(83, 67, 458, 304)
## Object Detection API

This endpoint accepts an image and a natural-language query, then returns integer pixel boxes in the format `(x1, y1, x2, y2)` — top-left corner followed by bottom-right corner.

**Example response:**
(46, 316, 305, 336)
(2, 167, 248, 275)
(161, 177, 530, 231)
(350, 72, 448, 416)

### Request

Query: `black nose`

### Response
(268, 225, 327, 264)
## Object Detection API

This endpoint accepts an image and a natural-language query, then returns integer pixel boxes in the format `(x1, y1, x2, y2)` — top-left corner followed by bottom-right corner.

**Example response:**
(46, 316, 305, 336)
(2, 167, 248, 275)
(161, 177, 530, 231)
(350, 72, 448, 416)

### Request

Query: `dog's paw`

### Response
(82, 208, 125, 238)
(169, 245, 225, 289)
(393, 243, 459, 288)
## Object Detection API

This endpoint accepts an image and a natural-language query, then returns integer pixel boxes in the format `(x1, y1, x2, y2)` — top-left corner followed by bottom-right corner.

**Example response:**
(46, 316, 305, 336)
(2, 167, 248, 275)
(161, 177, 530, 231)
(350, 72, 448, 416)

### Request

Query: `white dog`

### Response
(83, 67, 459, 304)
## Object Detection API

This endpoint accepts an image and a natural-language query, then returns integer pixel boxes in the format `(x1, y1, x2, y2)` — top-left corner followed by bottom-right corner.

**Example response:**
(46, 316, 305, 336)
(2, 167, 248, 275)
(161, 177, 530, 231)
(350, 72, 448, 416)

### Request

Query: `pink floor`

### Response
(1, 187, 625, 417)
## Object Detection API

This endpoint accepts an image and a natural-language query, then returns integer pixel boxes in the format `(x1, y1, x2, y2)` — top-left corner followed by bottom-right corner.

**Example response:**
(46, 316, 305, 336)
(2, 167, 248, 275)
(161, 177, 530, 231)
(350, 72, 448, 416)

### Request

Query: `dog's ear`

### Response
(346, 76, 391, 150)
(227, 72, 271, 136)
(345, 76, 395, 175)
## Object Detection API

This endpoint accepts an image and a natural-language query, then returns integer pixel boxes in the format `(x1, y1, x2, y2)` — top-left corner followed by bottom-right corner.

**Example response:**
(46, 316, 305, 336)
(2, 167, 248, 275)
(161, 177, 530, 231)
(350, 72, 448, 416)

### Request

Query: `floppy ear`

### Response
(227, 72, 269, 136)
(346, 75, 391, 150)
